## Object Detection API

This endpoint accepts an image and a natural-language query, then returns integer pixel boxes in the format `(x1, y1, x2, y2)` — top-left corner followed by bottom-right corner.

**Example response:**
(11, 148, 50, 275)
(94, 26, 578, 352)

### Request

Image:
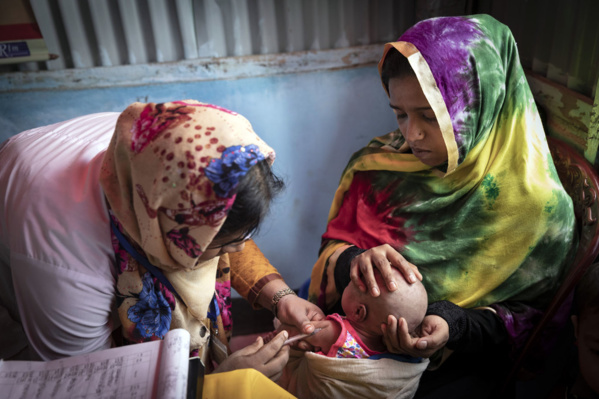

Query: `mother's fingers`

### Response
(382, 315, 401, 352)
(397, 317, 423, 355)
(350, 257, 376, 295)
(382, 315, 422, 356)
(350, 248, 394, 297)
(349, 245, 423, 298)
(386, 248, 421, 283)
(371, 253, 397, 293)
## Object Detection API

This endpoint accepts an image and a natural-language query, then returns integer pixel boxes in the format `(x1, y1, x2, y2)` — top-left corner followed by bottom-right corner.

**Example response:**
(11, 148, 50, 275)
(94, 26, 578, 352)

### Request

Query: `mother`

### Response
(0, 100, 322, 387)
(308, 14, 577, 395)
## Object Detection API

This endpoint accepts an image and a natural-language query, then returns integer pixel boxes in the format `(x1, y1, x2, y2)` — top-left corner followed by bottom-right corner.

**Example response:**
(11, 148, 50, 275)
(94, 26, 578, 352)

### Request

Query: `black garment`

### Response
(426, 301, 508, 352)
(417, 301, 511, 399)
(333, 245, 366, 295)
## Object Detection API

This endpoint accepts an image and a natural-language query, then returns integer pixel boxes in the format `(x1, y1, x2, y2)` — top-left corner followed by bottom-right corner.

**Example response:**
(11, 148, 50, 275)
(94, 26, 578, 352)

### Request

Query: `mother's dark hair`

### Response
(380, 48, 415, 94)
(215, 159, 284, 244)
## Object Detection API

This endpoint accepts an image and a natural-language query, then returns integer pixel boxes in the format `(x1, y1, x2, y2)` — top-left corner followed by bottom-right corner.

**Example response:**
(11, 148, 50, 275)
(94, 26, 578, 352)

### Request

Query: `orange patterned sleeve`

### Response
(229, 239, 283, 308)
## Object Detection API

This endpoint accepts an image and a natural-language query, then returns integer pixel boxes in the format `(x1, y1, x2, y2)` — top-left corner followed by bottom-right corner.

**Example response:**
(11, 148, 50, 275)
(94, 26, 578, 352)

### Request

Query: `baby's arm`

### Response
(277, 319, 341, 354)
(301, 319, 341, 354)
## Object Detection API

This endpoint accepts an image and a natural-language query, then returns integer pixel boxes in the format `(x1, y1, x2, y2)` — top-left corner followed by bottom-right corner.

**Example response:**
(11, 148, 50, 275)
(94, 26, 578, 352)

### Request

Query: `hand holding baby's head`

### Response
(342, 268, 428, 335)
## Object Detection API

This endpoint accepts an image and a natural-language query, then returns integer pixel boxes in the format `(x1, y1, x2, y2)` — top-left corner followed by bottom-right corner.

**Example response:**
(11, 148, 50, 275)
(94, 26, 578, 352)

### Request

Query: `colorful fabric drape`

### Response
(100, 100, 275, 366)
(309, 15, 576, 319)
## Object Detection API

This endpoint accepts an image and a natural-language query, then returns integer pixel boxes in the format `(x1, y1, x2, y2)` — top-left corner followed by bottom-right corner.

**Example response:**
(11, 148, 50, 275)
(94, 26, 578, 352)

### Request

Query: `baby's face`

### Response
(340, 280, 361, 320)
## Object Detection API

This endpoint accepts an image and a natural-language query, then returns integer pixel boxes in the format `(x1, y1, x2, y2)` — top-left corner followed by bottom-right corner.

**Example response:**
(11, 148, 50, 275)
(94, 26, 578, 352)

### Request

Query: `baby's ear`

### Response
(356, 304, 367, 322)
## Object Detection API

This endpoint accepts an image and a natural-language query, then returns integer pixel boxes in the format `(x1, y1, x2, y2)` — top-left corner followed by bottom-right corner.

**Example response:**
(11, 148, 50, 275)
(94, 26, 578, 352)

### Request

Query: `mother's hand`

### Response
(214, 330, 290, 381)
(382, 314, 449, 359)
(351, 244, 422, 297)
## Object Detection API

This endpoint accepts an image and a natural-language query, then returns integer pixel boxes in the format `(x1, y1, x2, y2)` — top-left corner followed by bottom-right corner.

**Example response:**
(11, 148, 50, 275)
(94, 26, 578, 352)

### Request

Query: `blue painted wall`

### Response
(0, 66, 397, 294)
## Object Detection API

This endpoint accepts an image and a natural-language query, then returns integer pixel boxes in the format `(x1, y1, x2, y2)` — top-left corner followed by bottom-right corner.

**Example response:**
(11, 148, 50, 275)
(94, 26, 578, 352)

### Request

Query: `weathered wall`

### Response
(0, 52, 398, 293)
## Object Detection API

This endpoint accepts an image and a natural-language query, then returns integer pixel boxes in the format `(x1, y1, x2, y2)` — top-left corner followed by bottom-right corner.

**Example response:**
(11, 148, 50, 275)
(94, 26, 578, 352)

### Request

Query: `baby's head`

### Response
(341, 268, 428, 335)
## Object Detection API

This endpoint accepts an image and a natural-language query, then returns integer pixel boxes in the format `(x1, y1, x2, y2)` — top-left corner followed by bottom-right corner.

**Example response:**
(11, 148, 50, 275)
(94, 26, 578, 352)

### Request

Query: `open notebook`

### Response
(0, 328, 203, 399)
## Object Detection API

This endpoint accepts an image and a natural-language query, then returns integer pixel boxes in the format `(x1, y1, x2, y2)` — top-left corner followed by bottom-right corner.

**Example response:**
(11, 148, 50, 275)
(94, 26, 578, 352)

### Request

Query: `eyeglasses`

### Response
(206, 233, 252, 250)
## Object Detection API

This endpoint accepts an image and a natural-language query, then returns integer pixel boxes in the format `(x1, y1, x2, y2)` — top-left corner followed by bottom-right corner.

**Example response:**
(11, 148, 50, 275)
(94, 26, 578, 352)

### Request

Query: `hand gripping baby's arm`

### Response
(293, 319, 340, 354)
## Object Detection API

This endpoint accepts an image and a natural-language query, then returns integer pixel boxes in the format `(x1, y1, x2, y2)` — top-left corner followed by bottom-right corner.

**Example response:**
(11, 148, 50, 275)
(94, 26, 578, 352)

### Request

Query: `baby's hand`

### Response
(298, 320, 340, 354)
(276, 320, 340, 353)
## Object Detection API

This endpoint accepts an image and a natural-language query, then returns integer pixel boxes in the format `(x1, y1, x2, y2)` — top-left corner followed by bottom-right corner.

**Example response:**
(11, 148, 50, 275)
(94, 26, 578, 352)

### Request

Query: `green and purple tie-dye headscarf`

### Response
(310, 15, 577, 345)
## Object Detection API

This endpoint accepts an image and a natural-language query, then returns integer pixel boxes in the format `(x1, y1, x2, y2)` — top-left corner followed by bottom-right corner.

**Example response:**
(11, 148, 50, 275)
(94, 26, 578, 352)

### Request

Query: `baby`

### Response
(276, 269, 430, 398)
(298, 268, 428, 357)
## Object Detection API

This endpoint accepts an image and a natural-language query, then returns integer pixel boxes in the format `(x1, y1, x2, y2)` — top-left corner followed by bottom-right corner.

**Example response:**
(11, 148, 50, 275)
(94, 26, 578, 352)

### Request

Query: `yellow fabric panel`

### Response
(203, 369, 296, 399)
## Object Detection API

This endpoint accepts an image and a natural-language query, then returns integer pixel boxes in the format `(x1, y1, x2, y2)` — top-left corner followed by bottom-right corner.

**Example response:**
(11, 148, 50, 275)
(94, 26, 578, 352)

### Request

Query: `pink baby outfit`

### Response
(319, 313, 383, 359)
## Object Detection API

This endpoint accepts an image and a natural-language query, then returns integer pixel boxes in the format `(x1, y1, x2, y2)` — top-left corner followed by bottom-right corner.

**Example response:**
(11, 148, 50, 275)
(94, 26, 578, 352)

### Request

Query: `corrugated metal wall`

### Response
(3, 0, 597, 97)
(479, 0, 599, 98)
(20, 0, 415, 70)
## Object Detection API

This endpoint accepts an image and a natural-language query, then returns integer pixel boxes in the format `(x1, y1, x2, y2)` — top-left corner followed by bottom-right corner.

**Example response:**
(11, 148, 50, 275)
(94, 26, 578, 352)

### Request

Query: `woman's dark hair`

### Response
(214, 159, 284, 244)
(380, 48, 415, 93)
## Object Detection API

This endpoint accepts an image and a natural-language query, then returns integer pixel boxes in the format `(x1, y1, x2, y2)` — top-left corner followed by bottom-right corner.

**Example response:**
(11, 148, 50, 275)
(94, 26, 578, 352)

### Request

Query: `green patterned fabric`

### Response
(310, 15, 577, 313)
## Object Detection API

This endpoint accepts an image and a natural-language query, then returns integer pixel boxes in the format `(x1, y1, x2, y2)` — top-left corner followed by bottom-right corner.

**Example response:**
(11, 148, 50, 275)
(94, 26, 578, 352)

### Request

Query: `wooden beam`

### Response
(590, 81, 599, 167)
(525, 69, 595, 164)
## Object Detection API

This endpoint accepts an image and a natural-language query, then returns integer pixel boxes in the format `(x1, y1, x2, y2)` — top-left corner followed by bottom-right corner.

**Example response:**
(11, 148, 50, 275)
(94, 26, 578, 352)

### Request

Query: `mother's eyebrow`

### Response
(389, 103, 433, 111)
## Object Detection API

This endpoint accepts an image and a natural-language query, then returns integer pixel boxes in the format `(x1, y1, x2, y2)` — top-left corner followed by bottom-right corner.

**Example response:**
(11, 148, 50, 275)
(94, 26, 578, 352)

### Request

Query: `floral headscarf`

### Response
(100, 100, 274, 362)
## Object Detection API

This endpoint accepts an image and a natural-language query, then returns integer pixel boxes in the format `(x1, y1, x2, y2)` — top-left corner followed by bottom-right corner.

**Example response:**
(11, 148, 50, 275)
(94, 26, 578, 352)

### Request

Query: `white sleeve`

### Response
(0, 112, 121, 360)
(11, 252, 117, 360)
